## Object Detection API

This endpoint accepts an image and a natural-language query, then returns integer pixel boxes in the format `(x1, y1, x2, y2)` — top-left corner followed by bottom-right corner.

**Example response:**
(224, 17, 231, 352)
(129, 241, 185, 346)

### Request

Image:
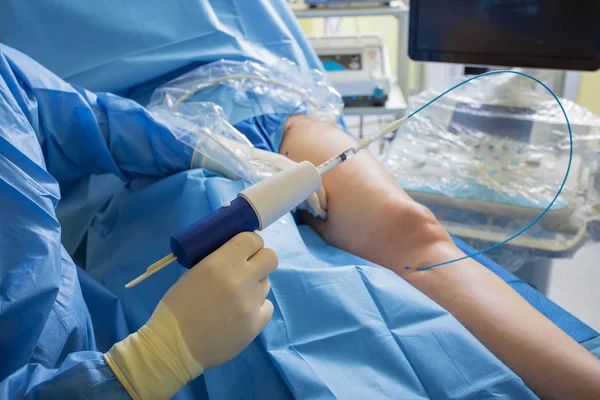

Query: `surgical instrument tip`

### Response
(125, 253, 178, 288)
(356, 116, 408, 151)
(316, 116, 409, 175)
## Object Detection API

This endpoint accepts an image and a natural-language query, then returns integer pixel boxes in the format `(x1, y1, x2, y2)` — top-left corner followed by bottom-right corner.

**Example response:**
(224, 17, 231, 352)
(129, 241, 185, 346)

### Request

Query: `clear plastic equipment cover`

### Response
(148, 59, 343, 184)
(382, 71, 600, 271)
(149, 59, 343, 123)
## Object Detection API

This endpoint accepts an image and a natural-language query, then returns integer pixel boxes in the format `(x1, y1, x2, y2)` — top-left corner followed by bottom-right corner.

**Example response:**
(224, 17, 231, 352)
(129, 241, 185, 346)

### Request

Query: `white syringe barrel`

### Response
(240, 161, 322, 230)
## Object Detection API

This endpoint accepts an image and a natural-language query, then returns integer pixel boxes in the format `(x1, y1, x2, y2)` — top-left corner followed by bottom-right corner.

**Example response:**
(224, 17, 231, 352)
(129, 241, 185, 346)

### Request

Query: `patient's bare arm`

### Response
(280, 115, 600, 400)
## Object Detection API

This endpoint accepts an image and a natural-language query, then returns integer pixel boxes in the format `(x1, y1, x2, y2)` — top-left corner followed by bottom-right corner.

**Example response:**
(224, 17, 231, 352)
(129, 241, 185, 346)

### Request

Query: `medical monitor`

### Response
(409, 0, 600, 71)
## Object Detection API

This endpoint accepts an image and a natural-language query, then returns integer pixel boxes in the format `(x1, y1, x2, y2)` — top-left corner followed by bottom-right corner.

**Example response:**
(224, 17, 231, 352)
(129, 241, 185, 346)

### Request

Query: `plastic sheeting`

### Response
(382, 71, 600, 270)
(147, 59, 343, 184)
(148, 59, 343, 125)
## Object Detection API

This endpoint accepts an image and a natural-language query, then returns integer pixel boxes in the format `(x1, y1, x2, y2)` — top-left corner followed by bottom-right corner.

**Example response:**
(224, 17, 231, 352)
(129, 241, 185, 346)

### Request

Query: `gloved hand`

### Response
(193, 136, 328, 220)
(150, 104, 327, 219)
(105, 232, 277, 400)
(250, 147, 328, 219)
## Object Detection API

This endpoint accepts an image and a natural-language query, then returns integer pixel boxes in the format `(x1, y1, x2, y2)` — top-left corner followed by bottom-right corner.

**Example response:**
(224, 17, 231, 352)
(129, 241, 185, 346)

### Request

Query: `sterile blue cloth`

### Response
(0, 0, 322, 103)
(85, 172, 538, 400)
(582, 336, 600, 359)
(1, 42, 541, 399)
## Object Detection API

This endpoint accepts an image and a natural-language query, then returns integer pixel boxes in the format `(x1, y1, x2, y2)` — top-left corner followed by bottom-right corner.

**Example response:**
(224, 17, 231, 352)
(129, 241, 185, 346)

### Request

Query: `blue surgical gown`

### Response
(0, 1, 595, 398)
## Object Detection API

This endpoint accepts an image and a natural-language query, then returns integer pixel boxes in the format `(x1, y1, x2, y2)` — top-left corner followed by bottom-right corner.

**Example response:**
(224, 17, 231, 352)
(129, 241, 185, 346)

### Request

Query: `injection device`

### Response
(125, 117, 406, 288)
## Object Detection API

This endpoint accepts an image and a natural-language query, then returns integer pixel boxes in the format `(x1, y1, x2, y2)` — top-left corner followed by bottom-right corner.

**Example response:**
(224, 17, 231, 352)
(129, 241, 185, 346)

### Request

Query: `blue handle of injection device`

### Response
(170, 196, 260, 269)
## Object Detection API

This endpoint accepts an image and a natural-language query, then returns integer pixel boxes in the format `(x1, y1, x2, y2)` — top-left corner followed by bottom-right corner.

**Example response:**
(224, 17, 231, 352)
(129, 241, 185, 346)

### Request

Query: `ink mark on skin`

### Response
(285, 151, 289, 157)
(404, 266, 411, 270)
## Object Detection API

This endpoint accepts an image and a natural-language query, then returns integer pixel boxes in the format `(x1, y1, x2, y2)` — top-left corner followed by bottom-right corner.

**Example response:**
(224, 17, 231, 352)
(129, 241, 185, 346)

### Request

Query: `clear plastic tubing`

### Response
(316, 147, 358, 175)
(316, 117, 408, 175)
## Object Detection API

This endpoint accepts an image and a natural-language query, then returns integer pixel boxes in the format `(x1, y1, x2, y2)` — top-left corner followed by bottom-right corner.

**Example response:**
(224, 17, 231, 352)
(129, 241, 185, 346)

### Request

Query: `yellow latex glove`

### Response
(105, 232, 277, 400)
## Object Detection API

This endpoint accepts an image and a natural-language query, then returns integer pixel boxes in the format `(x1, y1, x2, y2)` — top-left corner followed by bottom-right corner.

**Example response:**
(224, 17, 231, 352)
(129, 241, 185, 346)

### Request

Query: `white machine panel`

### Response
(308, 34, 392, 106)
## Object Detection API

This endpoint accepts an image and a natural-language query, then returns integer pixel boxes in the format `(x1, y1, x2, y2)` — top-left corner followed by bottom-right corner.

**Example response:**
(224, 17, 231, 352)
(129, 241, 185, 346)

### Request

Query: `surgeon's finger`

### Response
(316, 185, 328, 211)
(248, 248, 278, 280)
(252, 278, 271, 304)
(254, 299, 274, 334)
(222, 232, 264, 260)
(247, 278, 271, 307)
(301, 193, 327, 220)
(306, 193, 323, 215)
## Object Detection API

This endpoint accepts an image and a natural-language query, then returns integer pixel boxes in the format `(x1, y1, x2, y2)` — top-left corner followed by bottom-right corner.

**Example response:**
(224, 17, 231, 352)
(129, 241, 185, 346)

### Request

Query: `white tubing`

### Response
(356, 116, 408, 151)
(239, 161, 322, 229)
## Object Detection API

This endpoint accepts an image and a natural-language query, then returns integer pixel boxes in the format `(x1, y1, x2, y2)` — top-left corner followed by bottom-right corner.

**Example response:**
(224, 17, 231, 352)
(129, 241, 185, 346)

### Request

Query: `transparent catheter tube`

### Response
(316, 116, 409, 175)
(317, 147, 358, 175)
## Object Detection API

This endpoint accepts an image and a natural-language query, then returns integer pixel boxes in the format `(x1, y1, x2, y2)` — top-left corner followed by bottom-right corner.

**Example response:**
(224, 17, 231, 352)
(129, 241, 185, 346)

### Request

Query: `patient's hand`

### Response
(280, 115, 452, 273)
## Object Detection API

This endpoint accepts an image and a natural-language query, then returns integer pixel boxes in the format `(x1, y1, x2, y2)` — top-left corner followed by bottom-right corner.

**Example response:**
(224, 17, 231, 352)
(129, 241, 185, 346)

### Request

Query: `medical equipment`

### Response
(126, 118, 407, 288)
(409, 0, 600, 71)
(308, 34, 392, 107)
(385, 69, 580, 272)
(386, 106, 584, 223)
(382, 71, 600, 268)
(305, 0, 392, 6)
(385, 117, 590, 250)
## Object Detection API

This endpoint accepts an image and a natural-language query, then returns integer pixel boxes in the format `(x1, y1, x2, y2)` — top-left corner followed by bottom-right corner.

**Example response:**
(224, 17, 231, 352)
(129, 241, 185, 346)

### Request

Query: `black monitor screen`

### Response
(409, 0, 600, 71)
